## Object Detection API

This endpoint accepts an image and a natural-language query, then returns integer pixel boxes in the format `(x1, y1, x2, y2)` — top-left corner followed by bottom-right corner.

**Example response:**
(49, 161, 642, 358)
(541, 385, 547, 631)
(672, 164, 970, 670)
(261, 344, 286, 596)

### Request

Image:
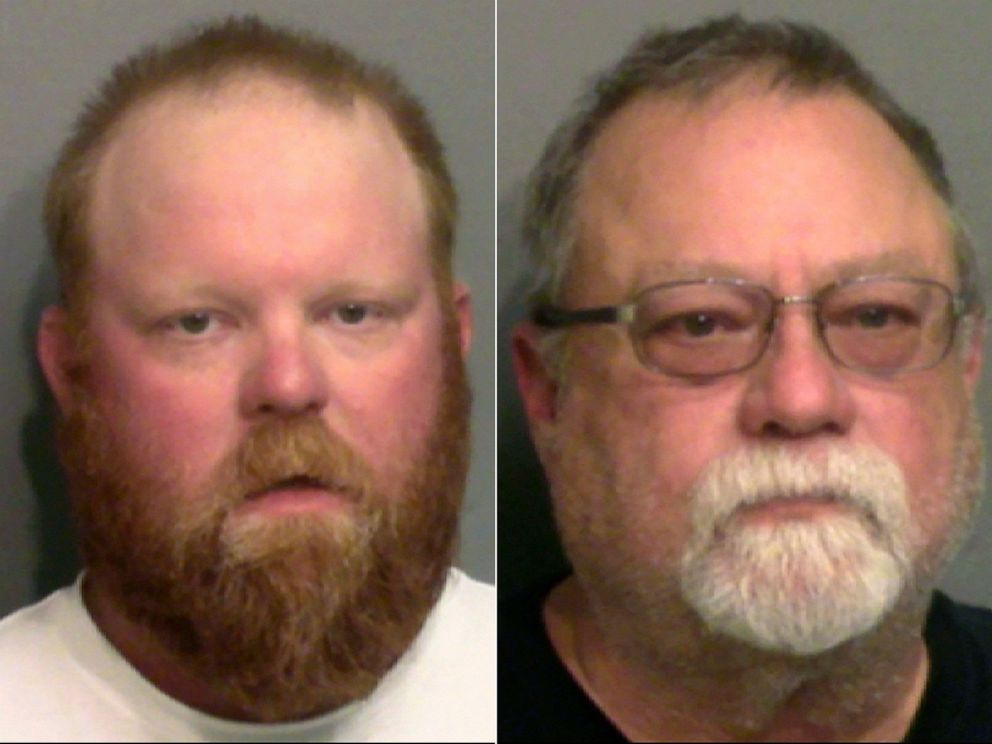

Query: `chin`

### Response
(680, 518, 910, 655)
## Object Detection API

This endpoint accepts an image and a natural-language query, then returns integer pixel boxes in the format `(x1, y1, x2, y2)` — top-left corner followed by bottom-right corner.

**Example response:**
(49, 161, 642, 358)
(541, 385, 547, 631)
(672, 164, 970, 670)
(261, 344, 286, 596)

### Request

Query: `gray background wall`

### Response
(4, 0, 991, 618)
(0, 0, 494, 618)
(499, 0, 992, 605)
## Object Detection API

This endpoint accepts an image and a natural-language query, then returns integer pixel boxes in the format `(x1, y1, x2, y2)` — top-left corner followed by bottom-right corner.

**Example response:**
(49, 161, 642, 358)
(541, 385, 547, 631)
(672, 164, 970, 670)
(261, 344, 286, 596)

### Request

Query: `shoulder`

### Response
(0, 583, 77, 675)
(912, 591, 992, 742)
(499, 575, 555, 668)
(499, 577, 561, 729)
(422, 568, 496, 663)
(0, 580, 123, 738)
(425, 568, 495, 691)
(500, 575, 625, 742)
(438, 567, 497, 626)
(355, 568, 495, 741)
(926, 590, 992, 658)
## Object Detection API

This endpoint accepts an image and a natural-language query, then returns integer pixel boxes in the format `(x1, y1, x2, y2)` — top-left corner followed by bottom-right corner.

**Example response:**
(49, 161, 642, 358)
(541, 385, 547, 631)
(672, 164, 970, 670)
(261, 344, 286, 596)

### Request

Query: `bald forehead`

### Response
(87, 75, 428, 262)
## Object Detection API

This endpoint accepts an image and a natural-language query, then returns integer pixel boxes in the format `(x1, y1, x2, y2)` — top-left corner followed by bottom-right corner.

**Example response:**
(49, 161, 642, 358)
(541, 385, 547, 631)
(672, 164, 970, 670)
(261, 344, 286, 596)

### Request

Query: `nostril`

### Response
(251, 397, 323, 418)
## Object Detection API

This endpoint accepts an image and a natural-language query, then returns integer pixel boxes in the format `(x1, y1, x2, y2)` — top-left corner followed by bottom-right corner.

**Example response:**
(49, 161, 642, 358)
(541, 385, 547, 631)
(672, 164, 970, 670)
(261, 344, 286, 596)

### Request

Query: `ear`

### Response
(961, 315, 985, 398)
(452, 281, 472, 359)
(37, 306, 81, 414)
(512, 322, 560, 433)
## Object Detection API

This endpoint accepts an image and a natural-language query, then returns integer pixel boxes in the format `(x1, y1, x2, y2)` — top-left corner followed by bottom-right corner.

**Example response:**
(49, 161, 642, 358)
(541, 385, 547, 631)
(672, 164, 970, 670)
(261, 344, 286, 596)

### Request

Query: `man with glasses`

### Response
(503, 15, 991, 741)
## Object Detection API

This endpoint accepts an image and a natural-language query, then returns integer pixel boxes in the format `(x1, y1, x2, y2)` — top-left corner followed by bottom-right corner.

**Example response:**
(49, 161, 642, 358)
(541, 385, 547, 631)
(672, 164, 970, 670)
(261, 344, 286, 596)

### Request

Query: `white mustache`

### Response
(687, 445, 916, 556)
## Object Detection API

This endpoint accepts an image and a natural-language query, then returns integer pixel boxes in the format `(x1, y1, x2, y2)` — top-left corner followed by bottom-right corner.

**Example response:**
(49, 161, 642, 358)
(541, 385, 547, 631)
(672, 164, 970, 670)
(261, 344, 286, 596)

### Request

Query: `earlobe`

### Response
(511, 322, 560, 430)
(37, 306, 80, 414)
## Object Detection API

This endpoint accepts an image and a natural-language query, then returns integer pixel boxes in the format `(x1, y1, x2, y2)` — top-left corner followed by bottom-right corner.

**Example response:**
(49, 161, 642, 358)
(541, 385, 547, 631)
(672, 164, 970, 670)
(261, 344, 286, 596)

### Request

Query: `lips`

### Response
(737, 492, 840, 510)
(246, 475, 339, 501)
(724, 491, 884, 534)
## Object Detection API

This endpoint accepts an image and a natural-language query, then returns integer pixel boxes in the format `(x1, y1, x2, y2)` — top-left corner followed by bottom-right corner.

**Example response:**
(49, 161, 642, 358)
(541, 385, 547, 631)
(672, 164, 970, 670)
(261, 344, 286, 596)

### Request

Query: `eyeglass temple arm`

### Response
(531, 305, 621, 328)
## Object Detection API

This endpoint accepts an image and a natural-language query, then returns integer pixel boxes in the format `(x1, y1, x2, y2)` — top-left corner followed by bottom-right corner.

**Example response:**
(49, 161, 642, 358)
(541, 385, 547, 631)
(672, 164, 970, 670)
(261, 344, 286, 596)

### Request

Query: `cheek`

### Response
(327, 321, 446, 474)
(82, 334, 236, 469)
(854, 375, 970, 542)
(550, 354, 742, 566)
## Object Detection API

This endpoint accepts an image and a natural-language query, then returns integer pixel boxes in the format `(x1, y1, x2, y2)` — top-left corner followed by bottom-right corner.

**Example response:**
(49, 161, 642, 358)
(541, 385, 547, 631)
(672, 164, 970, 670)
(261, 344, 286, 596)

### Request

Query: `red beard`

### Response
(58, 324, 470, 722)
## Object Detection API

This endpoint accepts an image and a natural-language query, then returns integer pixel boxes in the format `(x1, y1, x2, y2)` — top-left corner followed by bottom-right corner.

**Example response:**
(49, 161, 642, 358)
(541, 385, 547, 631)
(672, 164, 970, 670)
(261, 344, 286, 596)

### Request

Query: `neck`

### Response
(82, 569, 257, 721)
(545, 576, 929, 742)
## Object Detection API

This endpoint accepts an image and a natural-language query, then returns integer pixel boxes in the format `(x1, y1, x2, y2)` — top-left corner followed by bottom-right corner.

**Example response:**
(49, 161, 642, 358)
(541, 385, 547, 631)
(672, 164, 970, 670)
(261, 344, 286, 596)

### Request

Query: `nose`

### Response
(739, 306, 855, 439)
(240, 325, 329, 419)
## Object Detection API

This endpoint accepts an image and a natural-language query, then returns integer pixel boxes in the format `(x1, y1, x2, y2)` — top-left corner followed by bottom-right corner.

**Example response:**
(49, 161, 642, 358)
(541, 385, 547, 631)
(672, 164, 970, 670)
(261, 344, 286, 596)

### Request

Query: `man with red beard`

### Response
(0, 16, 494, 741)
(503, 15, 991, 742)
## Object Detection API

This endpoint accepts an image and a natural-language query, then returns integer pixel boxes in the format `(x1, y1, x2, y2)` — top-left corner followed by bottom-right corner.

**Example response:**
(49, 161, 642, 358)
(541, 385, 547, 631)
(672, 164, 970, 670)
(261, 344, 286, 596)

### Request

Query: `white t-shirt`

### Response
(0, 569, 494, 742)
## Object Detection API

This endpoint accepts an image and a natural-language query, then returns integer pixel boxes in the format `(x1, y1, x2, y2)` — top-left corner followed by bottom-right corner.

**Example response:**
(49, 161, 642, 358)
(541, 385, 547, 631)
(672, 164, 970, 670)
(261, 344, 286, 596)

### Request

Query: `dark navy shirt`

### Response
(499, 579, 992, 742)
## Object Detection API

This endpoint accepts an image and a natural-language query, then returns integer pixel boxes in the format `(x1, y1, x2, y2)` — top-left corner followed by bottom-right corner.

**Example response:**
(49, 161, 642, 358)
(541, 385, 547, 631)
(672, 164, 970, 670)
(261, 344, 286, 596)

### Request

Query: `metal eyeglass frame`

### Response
(531, 275, 968, 378)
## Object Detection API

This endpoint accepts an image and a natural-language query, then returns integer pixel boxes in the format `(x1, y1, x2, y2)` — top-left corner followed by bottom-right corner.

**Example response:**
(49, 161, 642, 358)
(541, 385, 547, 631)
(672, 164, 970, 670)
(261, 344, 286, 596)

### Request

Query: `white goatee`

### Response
(680, 446, 916, 655)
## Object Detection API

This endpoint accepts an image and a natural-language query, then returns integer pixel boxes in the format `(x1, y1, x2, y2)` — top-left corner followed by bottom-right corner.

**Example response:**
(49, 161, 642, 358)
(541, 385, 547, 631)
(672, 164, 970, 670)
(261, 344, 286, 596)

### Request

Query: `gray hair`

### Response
(523, 15, 985, 321)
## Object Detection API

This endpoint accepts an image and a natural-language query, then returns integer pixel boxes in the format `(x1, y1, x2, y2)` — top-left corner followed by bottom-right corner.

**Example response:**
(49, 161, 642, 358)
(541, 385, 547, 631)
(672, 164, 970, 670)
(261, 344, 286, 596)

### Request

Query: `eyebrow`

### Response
(629, 260, 745, 287)
(629, 248, 937, 294)
(125, 277, 423, 317)
(826, 250, 933, 281)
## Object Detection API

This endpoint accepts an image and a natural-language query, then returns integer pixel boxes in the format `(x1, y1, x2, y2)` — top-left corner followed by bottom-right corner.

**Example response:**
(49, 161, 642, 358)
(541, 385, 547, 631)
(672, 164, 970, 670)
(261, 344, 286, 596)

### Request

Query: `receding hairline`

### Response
(89, 69, 423, 192)
(88, 66, 415, 192)
(66, 68, 442, 309)
(87, 71, 430, 255)
(45, 16, 459, 317)
(563, 76, 963, 300)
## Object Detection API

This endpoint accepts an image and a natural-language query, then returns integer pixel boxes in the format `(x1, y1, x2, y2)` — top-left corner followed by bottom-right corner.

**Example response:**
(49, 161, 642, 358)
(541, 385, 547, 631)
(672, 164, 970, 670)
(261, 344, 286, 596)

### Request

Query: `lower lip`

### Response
(233, 487, 349, 517)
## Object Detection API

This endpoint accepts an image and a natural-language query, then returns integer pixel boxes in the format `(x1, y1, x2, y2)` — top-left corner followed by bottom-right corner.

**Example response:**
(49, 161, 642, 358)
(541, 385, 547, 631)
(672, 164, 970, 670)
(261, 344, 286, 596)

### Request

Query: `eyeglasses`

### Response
(533, 276, 967, 378)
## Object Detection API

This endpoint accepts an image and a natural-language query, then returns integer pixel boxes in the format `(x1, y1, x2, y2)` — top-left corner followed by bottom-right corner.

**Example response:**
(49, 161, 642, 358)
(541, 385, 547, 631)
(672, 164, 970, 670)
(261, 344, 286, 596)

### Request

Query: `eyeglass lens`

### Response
(631, 279, 954, 377)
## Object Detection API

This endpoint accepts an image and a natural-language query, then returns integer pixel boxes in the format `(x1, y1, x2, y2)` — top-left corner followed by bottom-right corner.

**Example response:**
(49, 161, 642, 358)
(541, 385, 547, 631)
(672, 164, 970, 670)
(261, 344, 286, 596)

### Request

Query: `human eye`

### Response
(656, 311, 732, 338)
(320, 301, 392, 330)
(159, 310, 226, 338)
(646, 303, 754, 342)
(857, 306, 913, 328)
(830, 302, 921, 331)
(825, 279, 935, 333)
(334, 302, 372, 325)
